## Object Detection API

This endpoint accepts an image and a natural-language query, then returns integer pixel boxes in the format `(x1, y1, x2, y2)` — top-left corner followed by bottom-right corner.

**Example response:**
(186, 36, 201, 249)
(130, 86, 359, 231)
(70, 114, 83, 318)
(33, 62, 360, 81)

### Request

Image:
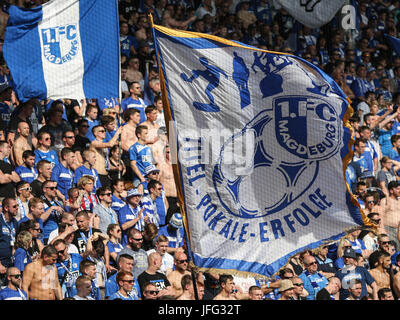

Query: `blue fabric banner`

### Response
(153, 23, 367, 278)
(3, 0, 120, 102)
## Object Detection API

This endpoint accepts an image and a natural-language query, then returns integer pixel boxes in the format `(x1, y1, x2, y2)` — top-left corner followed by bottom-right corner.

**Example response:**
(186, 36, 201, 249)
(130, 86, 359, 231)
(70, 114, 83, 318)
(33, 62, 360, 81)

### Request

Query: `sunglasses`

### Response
(146, 290, 159, 295)
(293, 283, 304, 287)
(10, 274, 21, 279)
(33, 228, 42, 232)
(101, 192, 112, 196)
(132, 238, 143, 241)
(65, 136, 75, 139)
(371, 219, 381, 224)
(306, 261, 317, 266)
(19, 187, 32, 192)
(45, 186, 57, 190)
(44, 137, 51, 141)
(57, 248, 66, 255)
(122, 279, 135, 284)
(115, 229, 121, 233)
(381, 241, 391, 245)
(97, 130, 106, 133)
(177, 259, 188, 264)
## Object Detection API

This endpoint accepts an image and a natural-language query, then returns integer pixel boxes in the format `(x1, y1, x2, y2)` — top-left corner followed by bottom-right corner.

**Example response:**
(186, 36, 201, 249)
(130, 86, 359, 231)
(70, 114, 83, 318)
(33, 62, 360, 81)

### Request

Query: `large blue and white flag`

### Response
(153, 22, 369, 278)
(3, 0, 120, 102)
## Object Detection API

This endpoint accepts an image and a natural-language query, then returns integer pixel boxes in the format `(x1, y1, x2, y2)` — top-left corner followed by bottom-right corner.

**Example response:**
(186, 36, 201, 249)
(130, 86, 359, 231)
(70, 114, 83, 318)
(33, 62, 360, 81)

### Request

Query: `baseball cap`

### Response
(343, 247, 357, 259)
(144, 164, 160, 176)
(126, 188, 143, 198)
(169, 213, 183, 229)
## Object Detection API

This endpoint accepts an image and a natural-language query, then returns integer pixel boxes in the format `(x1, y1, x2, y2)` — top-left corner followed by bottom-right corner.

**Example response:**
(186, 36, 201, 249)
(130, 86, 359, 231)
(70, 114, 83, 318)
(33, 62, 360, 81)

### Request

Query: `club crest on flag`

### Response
(41, 24, 79, 65)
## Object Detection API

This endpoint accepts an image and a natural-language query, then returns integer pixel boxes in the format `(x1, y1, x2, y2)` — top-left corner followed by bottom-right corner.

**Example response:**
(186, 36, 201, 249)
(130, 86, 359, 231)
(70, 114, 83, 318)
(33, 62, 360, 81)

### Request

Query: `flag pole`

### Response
(117, 0, 122, 180)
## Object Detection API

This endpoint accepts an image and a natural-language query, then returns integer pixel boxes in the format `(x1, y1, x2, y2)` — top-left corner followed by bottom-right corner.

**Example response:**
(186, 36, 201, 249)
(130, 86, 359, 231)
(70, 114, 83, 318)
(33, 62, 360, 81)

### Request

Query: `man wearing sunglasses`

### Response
(0, 267, 27, 300)
(140, 178, 163, 228)
(93, 186, 119, 234)
(51, 147, 76, 199)
(53, 239, 82, 298)
(0, 197, 19, 286)
(105, 254, 141, 299)
(142, 281, 159, 300)
(15, 181, 32, 221)
(41, 180, 64, 244)
(298, 255, 328, 300)
(108, 270, 139, 300)
(167, 251, 191, 298)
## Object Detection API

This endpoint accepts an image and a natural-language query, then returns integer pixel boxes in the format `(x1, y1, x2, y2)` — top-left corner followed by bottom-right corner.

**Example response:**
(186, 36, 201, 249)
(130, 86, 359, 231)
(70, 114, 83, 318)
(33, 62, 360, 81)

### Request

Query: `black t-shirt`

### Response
(72, 228, 102, 254)
(0, 160, 16, 198)
(137, 271, 171, 296)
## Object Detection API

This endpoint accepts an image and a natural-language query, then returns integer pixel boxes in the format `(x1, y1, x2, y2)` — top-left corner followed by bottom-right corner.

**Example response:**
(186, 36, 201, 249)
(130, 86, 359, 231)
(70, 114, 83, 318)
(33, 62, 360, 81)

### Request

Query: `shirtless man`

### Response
(90, 125, 122, 186)
(213, 274, 238, 300)
(22, 245, 62, 300)
(152, 127, 168, 166)
(369, 251, 392, 291)
(381, 181, 400, 248)
(176, 274, 195, 300)
(141, 105, 160, 147)
(158, 145, 178, 213)
(12, 121, 31, 166)
(121, 108, 140, 152)
(167, 251, 191, 298)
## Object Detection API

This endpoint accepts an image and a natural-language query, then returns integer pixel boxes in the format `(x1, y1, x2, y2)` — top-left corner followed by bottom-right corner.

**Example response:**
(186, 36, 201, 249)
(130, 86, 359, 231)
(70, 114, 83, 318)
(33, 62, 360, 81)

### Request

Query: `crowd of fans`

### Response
(0, 0, 399, 300)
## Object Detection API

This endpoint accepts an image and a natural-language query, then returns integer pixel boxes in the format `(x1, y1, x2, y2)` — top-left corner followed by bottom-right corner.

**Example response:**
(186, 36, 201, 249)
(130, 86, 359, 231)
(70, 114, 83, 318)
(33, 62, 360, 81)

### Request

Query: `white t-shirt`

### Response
(73, 295, 94, 300)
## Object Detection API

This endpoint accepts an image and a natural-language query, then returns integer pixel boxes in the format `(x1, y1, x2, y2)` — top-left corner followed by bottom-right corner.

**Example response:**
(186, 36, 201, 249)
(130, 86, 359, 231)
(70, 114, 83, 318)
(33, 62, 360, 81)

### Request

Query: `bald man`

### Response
(137, 252, 174, 298)
(167, 251, 191, 298)
(12, 121, 32, 166)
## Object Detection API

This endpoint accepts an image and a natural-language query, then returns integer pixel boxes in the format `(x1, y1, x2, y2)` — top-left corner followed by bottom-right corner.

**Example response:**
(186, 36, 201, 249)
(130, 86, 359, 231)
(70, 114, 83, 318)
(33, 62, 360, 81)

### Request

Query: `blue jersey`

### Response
(129, 142, 154, 176)
(51, 163, 74, 199)
(118, 204, 144, 245)
(41, 198, 63, 240)
(120, 35, 138, 58)
(299, 270, 328, 300)
(111, 195, 125, 216)
(335, 266, 375, 300)
(0, 213, 17, 267)
(13, 247, 32, 272)
(56, 253, 83, 298)
(0, 287, 27, 300)
(157, 225, 184, 249)
(15, 165, 38, 184)
(121, 97, 147, 122)
(73, 165, 101, 192)
(379, 128, 395, 157)
(107, 241, 123, 268)
(105, 272, 141, 299)
(141, 180, 167, 226)
(34, 149, 59, 167)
